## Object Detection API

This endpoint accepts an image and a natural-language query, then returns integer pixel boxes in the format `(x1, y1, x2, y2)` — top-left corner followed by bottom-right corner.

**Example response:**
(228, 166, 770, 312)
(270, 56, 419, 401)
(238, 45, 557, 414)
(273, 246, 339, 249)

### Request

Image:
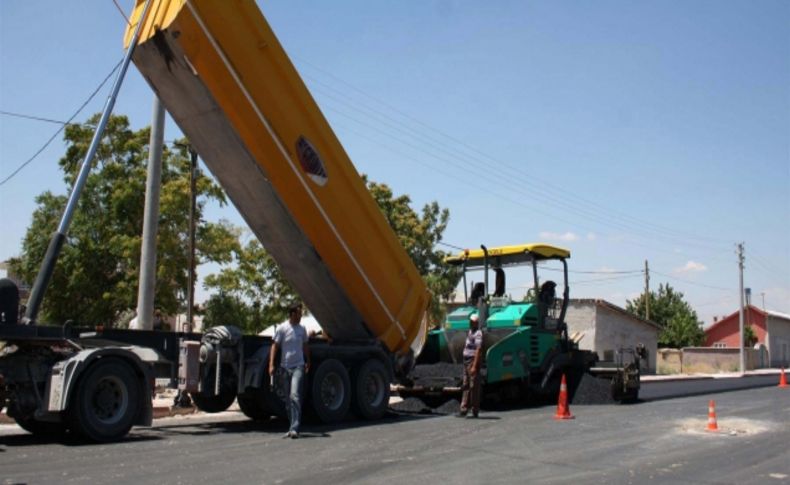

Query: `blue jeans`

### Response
(283, 365, 304, 433)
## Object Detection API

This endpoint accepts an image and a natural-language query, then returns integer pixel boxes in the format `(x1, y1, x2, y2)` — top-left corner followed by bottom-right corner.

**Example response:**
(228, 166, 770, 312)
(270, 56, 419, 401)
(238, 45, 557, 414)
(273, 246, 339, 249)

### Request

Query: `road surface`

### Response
(1, 384, 787, 484)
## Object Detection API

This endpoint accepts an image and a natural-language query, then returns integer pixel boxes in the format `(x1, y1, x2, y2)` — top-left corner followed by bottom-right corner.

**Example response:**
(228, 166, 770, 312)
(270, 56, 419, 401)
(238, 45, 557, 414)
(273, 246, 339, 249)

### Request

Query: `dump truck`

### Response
(0, 0, 430, 442)
(398, 244, 643, 405)
(0, 1, 639, 442)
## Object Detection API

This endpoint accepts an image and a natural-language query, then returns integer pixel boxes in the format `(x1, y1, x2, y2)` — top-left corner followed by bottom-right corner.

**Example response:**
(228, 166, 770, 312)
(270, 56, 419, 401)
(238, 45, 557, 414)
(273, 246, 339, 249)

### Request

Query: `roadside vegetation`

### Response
(10, 114, 460, 331)
(626, 283, 706, 348)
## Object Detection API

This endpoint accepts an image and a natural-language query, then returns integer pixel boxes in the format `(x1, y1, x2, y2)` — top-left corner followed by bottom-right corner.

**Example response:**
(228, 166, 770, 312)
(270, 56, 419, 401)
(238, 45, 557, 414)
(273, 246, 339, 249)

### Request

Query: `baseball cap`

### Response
(469, 313, 479, 322)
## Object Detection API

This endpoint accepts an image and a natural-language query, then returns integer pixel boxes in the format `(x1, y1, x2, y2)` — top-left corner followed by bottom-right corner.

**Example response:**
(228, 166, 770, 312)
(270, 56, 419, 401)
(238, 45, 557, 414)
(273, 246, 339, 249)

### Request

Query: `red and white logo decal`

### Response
(295, 136, 328, 186)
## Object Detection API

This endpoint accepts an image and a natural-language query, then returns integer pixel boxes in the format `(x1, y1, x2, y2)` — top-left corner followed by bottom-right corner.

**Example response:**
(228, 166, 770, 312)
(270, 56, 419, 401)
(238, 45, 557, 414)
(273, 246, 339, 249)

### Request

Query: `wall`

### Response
(564, 301, 598, 357)
(565, 300, 658, 373)
(767, 316, 790, 367)
(657, 349, 682, 374)
(595, 305, 658, 372)
(657, 347, 764, 374)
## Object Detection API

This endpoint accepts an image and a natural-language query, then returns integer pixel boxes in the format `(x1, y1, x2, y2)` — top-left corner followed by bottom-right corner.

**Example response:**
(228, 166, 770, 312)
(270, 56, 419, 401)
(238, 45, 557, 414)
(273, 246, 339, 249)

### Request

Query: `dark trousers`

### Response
(460, 360, 481, 413)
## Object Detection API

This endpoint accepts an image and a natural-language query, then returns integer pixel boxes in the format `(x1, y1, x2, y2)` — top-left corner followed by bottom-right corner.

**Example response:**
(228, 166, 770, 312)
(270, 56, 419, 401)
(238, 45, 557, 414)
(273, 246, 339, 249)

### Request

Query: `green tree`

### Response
(203, 177, 460, 332)
(202, 291, 254, 331)
(365, 178, 460, 326)
(743, 324, 757, 347)
(11, 114, 236, 326)
(203, 234, 295, 334)
(626, 283, 705, 348)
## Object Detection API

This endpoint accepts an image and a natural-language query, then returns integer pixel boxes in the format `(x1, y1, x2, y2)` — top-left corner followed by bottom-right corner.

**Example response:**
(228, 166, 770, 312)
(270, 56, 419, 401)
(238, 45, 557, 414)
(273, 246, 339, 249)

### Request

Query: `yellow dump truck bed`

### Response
(126, 0, 429, 355)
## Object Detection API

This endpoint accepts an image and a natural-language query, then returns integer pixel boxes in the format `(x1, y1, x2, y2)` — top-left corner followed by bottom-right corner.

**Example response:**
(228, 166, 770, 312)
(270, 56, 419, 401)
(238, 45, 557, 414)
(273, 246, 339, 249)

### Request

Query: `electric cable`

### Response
(0, 59, 123, 187)
(296, 58, 733, 249)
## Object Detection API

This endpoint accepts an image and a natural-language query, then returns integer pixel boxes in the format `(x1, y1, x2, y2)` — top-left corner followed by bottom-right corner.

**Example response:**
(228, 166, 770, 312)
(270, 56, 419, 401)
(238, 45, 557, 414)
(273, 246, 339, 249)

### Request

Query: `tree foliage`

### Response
(743, 324, 757, 347)
(626, 283, 705, 348)
(365, 178, 460, 325)
(11, 114, 236, 326)
(203, 177, 460, 332)
(203, 235, 295, 334)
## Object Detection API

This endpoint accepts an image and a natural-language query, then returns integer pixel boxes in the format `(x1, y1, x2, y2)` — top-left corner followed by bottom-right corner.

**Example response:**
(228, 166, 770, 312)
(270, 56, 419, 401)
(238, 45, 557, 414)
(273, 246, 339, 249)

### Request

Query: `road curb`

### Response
(0, 404, 198, 425)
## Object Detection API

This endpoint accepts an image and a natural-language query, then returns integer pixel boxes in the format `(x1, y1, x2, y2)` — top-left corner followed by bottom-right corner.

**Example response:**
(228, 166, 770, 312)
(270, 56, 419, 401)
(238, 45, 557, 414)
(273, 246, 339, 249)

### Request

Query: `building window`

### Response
(713, 342, 727, 348)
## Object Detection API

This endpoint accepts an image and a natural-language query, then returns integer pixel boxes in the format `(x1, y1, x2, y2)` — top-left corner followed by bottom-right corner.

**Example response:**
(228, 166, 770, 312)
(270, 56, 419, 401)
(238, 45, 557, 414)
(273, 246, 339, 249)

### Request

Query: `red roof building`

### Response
(704, 305, 790, 367)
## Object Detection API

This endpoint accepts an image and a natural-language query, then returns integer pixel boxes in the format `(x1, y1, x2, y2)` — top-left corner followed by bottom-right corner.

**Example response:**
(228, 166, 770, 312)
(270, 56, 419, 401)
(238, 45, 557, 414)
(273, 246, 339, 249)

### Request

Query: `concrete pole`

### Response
(644, 260, 650, 321)
(134, 96, 166, 330)
(186, 148, 198, 333)
(737, 242, 745, 374)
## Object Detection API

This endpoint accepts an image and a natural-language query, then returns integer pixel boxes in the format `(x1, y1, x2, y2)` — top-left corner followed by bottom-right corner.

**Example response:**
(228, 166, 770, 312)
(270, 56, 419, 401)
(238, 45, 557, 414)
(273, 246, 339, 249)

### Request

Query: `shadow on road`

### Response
(0, 431, 160, 448)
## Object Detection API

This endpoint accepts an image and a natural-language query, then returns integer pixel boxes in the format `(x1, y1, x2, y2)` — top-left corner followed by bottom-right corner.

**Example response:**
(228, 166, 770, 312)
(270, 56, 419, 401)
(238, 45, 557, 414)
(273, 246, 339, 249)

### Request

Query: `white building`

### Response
(565, 299, 660, 373)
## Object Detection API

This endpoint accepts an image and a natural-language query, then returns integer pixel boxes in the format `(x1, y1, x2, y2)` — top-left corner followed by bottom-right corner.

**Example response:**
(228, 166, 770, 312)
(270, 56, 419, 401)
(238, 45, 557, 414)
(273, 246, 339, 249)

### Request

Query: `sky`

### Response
(1, 1, 788, 326)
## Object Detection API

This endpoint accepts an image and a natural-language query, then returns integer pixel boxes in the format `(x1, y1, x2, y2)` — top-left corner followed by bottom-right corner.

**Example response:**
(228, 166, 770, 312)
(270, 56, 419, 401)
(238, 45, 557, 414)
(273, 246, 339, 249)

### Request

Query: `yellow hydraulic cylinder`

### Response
(125, 0, 430, 356)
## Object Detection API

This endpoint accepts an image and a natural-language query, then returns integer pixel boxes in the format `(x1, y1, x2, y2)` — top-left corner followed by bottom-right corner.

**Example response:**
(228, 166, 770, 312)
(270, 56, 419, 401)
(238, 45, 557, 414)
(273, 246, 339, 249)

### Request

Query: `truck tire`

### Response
(68, 357, 142, 442)
(238, 387, 284, 421)
(15, 416, 69, 437)
(310, 359, 351, 424)
(190, 364, 237, 413)
(351, 359, 389, 420)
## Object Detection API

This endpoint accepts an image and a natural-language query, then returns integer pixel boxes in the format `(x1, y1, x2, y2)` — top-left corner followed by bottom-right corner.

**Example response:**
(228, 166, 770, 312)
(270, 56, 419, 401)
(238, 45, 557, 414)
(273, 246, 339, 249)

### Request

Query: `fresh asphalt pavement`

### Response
(641, 374, 780, 401)
(1, 383, 788, 484)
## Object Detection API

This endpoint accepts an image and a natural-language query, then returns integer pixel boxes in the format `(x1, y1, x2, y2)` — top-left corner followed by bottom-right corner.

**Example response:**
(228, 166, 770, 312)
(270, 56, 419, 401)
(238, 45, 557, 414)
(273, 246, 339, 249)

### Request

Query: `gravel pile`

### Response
(390, 397, 432, 414)
(389, 397, 461, 415)
(409, 363, 464, 387)
(571, 373, 616, 405)
(433, 399, 461, 415)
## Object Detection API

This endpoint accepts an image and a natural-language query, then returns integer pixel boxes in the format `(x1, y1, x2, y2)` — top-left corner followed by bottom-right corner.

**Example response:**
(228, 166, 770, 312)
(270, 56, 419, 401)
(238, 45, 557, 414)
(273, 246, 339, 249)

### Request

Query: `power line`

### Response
(0, 111, 71, 125)
(436, 241, 466, 251)
(0, 59, 123, 187)
(296, 58, 733, 250)
(334, 111, 738, 267)
(111, 0, 132, 26)
(571, 274, 643, 285)
(539, 265, 643, 275)
(651, 269, 734, 292)
(317, 89, 731, 254)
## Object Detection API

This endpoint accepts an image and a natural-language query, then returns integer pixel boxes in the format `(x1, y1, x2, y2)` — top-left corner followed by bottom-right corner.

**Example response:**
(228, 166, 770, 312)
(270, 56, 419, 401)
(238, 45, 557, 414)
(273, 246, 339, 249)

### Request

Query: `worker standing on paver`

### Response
(269, 302, 312, 438)
(458, 313, 484, 418)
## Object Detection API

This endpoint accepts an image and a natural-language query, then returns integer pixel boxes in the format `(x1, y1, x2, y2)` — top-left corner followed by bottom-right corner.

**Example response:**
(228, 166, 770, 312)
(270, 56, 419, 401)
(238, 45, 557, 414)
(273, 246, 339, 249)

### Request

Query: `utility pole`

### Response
(737, 242, 745, 374)
(760, 292, 766, 312)
(135, 96, 165, 330)
(644, 260, 650, 321)
(186, 147, 198, 333)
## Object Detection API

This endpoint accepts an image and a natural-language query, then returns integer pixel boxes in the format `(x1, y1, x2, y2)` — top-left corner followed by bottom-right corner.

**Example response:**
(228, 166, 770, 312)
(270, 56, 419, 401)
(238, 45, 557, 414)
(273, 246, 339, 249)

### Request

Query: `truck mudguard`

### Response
(44, 347, 156, 426)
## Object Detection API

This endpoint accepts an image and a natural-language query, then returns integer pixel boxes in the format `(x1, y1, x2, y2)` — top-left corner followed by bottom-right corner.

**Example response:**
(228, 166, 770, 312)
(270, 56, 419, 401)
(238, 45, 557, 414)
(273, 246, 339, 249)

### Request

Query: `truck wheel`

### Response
(68, 358, 141, 442)
(238, 386, 284, 421)
(310, 359, 351, 423)
(15, 416, 68, 437)
(238, 391, 270, 420)
(352, 359, 389, 420)
(190, 364, 237, 413)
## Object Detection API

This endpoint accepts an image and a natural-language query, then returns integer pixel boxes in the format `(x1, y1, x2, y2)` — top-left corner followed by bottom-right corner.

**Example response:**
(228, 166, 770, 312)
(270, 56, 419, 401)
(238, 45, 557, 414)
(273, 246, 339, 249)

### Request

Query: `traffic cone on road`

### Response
(706, 400, 719, 432)
(779, 368, 788, 388)
(554, 373, 574, 420)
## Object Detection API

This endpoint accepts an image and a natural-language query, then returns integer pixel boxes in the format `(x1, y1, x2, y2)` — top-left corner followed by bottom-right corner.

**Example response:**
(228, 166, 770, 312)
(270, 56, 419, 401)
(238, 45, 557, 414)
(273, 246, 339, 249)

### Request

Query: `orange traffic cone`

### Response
(554, 373, 574, 420)
(706, 400, 719, 432)
(779, 368, 788, 388)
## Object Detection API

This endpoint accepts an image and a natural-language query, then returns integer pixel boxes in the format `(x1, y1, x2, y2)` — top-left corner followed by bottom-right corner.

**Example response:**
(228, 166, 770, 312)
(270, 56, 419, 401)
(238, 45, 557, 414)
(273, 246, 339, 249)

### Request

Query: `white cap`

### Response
(469, 313, 479, 322)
